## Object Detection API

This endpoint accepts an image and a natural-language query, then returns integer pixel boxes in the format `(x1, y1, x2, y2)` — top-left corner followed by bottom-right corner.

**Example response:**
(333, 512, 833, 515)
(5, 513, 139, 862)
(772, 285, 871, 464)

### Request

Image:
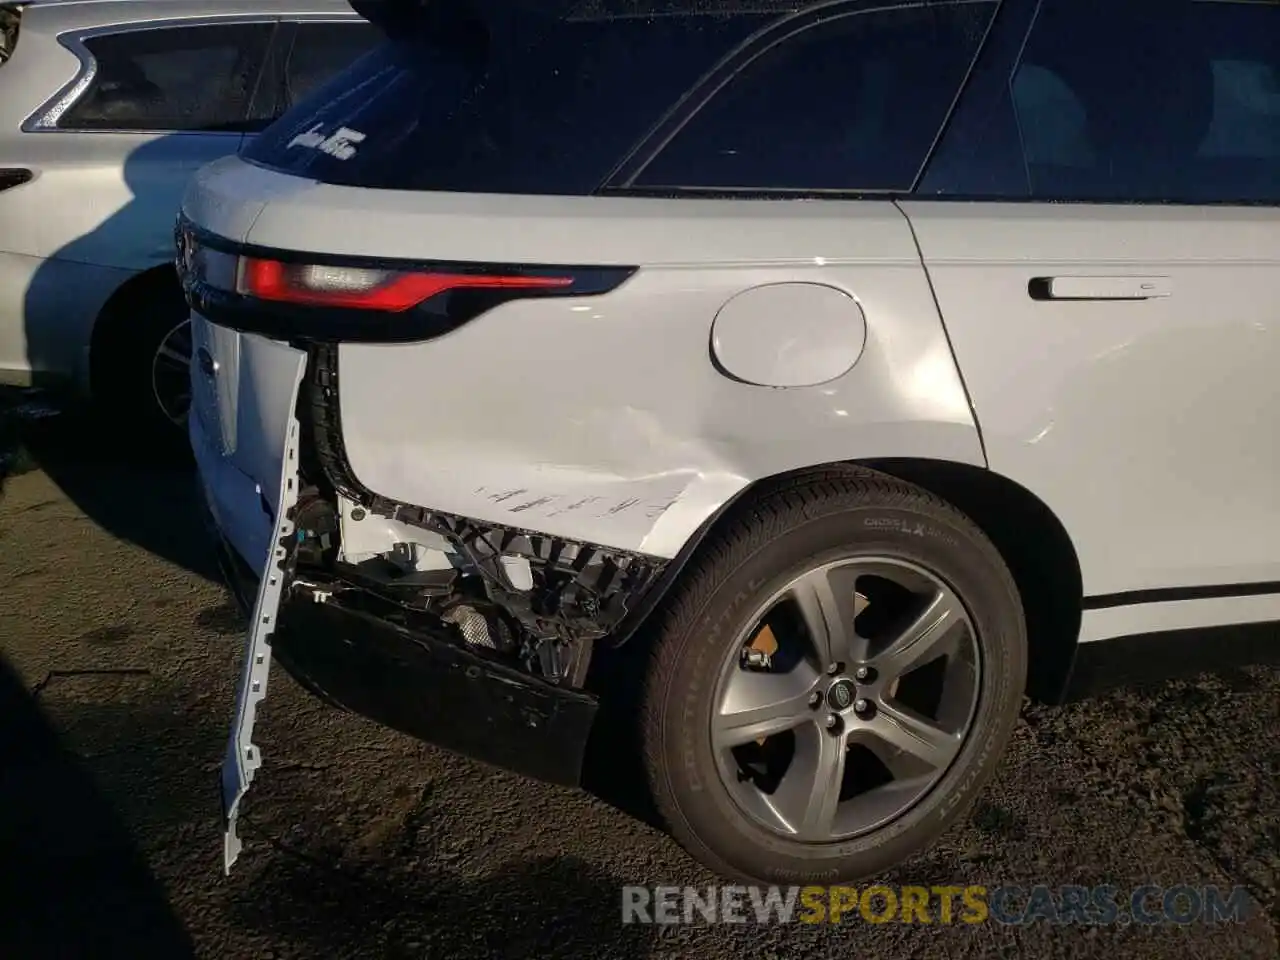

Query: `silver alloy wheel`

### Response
(151, 318, 193, 426)
(710, 556, 981, 843)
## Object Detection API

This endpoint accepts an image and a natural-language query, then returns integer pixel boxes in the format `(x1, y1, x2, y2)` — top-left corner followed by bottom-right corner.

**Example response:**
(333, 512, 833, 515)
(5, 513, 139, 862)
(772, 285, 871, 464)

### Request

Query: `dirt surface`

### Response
(1, 395, 1277, 959)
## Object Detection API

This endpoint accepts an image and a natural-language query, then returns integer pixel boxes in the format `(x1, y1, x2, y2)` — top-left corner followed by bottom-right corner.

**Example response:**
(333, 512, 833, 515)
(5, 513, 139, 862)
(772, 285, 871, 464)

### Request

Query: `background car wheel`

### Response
(91, 273, 192, 457)
(149, 317, 193, 429)
(639, 467, 1027, 884)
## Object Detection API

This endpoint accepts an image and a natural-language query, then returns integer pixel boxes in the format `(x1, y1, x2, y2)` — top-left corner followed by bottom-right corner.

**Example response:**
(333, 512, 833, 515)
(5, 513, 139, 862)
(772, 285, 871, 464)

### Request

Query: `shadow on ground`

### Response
(0, 654, 196, 959)
(0, 388, 213, 579)
(227, 828, 659, 958)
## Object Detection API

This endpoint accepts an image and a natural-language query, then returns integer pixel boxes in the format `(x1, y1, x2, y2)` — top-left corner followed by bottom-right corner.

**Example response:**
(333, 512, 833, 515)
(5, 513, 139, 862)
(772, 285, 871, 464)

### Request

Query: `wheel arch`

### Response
(612, 458, 1084, 705)
(87, 261, 182, 399)
(861, 457, 1084, 704)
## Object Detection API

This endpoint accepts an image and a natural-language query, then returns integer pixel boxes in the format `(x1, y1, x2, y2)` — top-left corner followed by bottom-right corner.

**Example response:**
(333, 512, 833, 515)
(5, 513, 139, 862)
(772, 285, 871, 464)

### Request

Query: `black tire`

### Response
(639, 466, 1027, 884)
(91, 274, 192, 457)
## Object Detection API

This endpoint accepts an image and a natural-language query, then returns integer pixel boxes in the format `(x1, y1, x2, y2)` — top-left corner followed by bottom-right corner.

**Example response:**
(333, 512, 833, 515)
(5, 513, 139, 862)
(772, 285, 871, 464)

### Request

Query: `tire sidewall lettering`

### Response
(649, 488, 1028, 882)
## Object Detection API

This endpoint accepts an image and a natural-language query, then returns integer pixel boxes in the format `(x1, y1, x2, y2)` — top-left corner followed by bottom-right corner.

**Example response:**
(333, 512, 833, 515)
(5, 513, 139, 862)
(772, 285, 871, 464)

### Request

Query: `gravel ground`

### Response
(0, 392, 1277, 959)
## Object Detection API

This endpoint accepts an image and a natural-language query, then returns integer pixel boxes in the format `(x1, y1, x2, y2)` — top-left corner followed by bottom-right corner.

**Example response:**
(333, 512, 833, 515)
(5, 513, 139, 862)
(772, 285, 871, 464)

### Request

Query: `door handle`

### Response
(1029, 276, 1171, 301)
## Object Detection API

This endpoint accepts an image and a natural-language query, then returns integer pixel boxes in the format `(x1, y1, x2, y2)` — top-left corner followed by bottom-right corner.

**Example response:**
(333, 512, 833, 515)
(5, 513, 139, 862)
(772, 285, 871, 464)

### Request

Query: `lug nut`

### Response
(853, 698, 872, 716)
(824, 714, 839, 730)
(826, 662, 843, 676)
(854, 666, 873, 682)
(808, 691, 823, 708)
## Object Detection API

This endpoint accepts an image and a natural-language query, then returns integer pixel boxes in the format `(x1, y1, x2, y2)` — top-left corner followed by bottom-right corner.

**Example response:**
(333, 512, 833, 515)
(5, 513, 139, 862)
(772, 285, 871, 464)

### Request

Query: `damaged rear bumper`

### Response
(277, 571, 600, 786)
(207, 522, 600, 789)
(194, 329, 653, 871)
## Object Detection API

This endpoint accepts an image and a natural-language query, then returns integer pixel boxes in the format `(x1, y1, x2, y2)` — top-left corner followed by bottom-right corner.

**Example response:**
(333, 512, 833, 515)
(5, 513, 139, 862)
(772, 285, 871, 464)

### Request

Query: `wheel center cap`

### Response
(826, 678, 856, 711)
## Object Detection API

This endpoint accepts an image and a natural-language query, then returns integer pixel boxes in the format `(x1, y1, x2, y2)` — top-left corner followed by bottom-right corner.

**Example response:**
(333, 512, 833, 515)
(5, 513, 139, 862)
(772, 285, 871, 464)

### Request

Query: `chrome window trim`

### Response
(19, 14, 309, 135)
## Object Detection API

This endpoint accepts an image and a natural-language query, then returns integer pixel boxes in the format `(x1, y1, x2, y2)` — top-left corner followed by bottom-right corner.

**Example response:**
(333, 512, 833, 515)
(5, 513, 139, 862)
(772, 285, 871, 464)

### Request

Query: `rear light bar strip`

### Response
(176, 219, 636, 344)
(241, 255, 575, 312)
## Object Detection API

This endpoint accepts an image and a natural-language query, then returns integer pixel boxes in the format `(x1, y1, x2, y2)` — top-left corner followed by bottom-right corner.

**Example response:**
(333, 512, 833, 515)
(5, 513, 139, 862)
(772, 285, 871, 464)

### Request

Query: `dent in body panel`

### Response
(336, 258, 982, 560)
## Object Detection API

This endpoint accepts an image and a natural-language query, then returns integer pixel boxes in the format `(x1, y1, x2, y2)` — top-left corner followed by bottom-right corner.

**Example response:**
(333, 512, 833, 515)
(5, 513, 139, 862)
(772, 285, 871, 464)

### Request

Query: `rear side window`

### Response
(1013, 0, 1280, 203)
(939, 0, 1280, 203)
(242, 2, 794, 195)
(633, 2, 997, 193)
(60, 23, 271, 132)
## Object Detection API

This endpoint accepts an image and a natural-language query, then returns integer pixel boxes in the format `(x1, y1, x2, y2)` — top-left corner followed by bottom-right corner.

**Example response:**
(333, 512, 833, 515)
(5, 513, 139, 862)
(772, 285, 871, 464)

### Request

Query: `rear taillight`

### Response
(175, 220, 636, 343)
(182, 241, 573, 312)
(238, 257, 572, 311)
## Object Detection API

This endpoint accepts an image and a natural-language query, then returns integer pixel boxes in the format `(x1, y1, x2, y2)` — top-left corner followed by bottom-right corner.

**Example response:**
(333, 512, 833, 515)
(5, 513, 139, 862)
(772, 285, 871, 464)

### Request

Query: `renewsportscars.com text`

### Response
(621, 884, 1255, 926)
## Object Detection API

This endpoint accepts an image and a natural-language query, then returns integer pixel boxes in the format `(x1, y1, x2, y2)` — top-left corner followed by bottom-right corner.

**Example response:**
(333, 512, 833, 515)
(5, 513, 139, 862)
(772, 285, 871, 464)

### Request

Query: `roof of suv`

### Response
(16, 0, 362, 30)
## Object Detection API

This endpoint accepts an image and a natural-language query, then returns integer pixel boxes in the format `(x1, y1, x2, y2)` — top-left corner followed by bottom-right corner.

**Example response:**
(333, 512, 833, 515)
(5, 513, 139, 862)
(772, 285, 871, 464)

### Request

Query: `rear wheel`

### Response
(91, 274, 192, 454)
(639, 468, 1027, 884)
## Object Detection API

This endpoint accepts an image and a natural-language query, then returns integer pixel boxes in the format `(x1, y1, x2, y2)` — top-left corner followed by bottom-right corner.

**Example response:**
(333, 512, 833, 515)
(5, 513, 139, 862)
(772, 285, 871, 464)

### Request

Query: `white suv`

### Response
(0, 0, 378, 440)
(180, 0, 1280, 884)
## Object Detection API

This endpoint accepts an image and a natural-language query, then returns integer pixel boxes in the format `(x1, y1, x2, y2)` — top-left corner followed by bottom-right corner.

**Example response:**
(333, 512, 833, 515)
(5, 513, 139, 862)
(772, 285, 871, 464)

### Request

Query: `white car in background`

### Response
(0, 0, 378, 442)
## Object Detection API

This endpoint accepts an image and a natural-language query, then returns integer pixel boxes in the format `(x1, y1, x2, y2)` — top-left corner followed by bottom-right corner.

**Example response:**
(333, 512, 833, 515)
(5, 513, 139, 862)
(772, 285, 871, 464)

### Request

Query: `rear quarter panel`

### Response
(229, 176, 988, 558)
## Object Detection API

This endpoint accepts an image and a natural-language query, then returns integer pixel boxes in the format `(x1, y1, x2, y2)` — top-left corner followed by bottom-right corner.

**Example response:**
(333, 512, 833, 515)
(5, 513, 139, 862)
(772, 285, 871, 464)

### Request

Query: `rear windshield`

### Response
(241, 1, 794, 195)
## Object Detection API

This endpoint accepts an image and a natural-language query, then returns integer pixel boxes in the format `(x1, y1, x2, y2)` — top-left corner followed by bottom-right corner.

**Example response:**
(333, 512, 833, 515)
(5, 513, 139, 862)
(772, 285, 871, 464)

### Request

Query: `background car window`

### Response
(632, 2, 997, 192)
(60, 23, 271, 132)
(283, 22, 382, 110)
(1008, 0, 1280, 203)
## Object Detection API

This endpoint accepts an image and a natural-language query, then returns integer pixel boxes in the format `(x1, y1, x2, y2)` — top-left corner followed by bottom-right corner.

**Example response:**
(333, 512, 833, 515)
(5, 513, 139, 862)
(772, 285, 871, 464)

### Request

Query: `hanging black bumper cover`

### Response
(209, 528, 599, 789)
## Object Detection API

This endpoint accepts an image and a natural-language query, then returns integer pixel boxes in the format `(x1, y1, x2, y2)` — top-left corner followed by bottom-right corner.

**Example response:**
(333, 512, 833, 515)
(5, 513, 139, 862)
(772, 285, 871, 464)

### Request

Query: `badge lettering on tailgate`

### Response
(287, 123, 367, 161)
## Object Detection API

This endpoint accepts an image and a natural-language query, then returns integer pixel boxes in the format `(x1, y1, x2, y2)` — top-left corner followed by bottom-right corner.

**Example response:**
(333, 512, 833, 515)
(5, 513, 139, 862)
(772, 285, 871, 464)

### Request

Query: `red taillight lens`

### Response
(177, 222, 636, 343)
(236, 256, 573, 311)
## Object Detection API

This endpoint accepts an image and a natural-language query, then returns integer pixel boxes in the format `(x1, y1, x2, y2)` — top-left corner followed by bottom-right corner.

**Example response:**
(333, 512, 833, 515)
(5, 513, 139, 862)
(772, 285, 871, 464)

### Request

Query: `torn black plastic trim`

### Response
(275, 568, 600, 787)
(297, 343, 668, 667)
(176, 217, 637, 344)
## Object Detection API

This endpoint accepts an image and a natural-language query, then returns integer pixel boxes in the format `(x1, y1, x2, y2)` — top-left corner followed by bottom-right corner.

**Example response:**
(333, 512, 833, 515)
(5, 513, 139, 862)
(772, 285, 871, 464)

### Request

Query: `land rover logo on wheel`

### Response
(827, 679, 855, 711)
(286, 124, 366, 161)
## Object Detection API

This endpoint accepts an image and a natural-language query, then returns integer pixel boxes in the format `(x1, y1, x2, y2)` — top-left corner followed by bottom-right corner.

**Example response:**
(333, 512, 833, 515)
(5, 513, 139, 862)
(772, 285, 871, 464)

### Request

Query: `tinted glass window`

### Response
(61, 23, 271, 132)
(242, 2, 797, 195)
(632, 3, 996, 192)
(1007, 0, 1280, 203)
(284, 22, 382, 110)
